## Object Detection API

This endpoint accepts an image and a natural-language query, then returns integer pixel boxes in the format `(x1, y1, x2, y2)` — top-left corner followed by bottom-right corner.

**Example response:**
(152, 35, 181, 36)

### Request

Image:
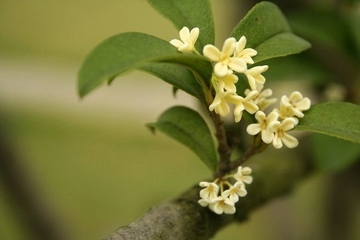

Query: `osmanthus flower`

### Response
(233, 166, 253, 185)
(246, 111, 279, 144)
(216, 74, 238, 93)
(199, 181, 219, 201)
(234, 36, 257, 64)
(230, 90, 259, 122)
(203, 37, 247, 77)
(209, 90, 258, 122)
(277, 91, 311, 119)
(245, 84, 277, 111)
(222, 181, 247, 203)
(209, 196, 236, 214)
(244, 65, 269, 90)
(170, 27, 199, 53)
(208, 84, 258, 122)
(198, 167, 253, 214)
(208, 90, 232, 117)
(269, 117, 299, 149)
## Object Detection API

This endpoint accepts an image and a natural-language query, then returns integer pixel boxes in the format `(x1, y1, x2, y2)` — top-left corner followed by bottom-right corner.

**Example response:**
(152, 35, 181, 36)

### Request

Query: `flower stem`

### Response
(210, 111, 232, 179)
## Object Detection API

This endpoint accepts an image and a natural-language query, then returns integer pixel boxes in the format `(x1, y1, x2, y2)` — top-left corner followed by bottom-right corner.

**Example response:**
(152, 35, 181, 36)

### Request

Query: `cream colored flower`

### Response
(222, 181, 247, 203)
(247, 111, 279, 144)
(245, 84, 277, 111)
(199, 181, 219, 201)
(244, 65, 268, 90)
(233, 166, 253, 184)
(234, 36, 257, 64)
(209, 196, 236, 214)
(278, 91, 311, 118)
(170, 27, 199, 52)
(208, 90, 231, 117)
(216, 74, 238, 93)
(269, 117, 299, 149)
(203, 37, 247, 77)
(226, 90, 259, 122)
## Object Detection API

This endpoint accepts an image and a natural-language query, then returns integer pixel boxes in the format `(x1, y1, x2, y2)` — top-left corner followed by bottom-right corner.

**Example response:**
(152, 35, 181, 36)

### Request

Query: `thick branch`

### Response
(105, 142, 313, 240)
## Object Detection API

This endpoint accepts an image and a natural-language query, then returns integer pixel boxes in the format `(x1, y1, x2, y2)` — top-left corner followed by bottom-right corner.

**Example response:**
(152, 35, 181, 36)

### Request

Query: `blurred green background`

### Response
(1, 1, 359, 240)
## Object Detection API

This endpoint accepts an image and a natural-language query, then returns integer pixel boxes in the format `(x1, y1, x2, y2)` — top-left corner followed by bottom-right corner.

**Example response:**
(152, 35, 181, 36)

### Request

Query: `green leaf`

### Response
(312, 134, 360, 172)
(230, 1, 311, 63)
(147, 106, 218, 171)
(147, 0, 214, 51)
(139, 62, 204, 100)
(78, 32, 212, 98)
(296, 102, 360, 144)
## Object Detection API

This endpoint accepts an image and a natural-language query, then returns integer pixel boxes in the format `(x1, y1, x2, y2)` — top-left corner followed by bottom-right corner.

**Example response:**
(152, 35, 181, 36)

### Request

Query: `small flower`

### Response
(234, 36, 257, 64)
(209, 196, 236, 215)
(203, 37, 247, 77)
(246, 111, 279, 144)
(217, 74, 238, 93)
(208, 90, 231, 117)
(278, 91, 311, 118)
(226, 90, 259, 122)
(222, 181, 247, 203)
(199, 181, 219, 201)
(233, 166, 253, 184)
(244, 65, 268, 90)
(269, 117, 299, 149)
(170, 27, 199, 52)
(245, 84, 277, 111)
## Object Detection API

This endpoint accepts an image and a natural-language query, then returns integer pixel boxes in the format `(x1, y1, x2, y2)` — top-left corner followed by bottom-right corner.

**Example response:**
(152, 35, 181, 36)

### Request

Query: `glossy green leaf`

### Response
(312, 134, 360, 172)
(296, 102, 360, 144)
(139, 62, 204, 100)
(78, 32, 211, 98)
(230, 1, 311, 63)
(147, 0, 214, 51)
(147, 106, 218, 171)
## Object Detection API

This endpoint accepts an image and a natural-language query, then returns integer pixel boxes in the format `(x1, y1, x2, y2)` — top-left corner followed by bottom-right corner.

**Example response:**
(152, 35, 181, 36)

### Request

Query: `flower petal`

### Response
(214, 62, 229, 77)
(272, 136, 283, 149)
(222, 37, 236, 56)
(169, 39, 184, 48)
(228, 58, 247, 73)
(261, 129, 274, 143)
(247, 123, 261, 135)
(282, 133, 299, 148)
(203, 44, 221, 61)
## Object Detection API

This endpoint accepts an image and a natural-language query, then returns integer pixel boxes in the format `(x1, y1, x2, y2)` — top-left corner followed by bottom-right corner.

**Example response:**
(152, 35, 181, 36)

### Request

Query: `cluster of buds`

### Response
(170, 27, 311, 214)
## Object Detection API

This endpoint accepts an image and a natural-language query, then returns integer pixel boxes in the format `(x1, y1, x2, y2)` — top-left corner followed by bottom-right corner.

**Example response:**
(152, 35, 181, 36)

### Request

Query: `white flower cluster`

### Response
(198, 167, 252, 214)
(204, 36, 265, 123)
(170, 26, 311, 150)
(247, 91, 311, 149)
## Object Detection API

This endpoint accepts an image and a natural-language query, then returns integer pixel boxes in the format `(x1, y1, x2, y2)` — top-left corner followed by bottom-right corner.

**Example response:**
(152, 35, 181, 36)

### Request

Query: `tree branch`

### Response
(105, 141, 313, 240)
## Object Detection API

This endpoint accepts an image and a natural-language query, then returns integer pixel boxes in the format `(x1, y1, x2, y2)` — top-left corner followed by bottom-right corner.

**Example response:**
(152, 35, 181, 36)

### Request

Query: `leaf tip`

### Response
(145, 123, 157, 135)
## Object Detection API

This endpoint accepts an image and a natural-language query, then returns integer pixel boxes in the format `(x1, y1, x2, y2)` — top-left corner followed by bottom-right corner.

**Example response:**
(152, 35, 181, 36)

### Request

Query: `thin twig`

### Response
(209, 111, 232, 178)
